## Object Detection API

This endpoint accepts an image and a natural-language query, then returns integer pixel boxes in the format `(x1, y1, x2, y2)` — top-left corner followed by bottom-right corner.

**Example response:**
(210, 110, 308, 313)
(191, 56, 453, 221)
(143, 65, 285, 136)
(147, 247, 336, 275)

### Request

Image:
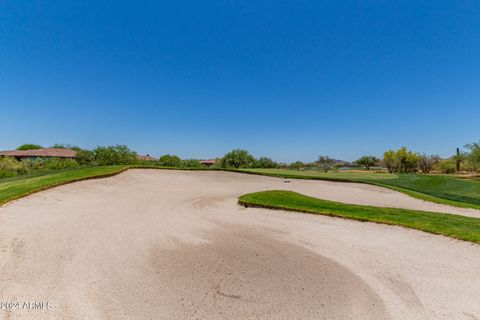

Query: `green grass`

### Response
(238, 168, 480, 210)
(238, 190, 480, 244)
(0, 166, 129, 206)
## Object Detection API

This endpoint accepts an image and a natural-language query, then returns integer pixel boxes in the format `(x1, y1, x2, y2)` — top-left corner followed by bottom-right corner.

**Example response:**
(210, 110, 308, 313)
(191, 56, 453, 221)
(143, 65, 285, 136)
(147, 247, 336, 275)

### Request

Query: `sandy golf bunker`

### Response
(0, 169, 479, 319)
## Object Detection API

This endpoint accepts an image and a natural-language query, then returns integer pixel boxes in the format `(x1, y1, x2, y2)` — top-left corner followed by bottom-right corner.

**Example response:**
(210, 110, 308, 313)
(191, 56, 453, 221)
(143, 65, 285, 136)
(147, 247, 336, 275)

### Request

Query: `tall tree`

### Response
(317, 155, 335, 173)
(355, 156, 379, 170)
(220, 149, 255, 168)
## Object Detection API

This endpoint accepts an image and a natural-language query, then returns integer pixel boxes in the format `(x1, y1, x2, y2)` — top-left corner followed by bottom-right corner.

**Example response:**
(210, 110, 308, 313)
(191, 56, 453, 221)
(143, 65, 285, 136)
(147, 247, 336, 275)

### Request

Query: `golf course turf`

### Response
(239, 190, 480, 244)
(239, 168, 480, 210)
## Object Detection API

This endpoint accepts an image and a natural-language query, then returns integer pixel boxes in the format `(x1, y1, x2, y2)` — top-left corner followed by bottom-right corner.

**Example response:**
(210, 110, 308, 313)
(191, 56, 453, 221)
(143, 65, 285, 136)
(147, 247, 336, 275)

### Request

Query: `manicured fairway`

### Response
(239, 190, 480, 244)
(239, 168, 480, 209)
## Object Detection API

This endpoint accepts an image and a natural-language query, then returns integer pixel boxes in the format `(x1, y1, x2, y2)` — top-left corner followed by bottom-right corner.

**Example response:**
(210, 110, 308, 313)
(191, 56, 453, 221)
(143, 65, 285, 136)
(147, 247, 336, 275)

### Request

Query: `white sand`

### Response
(0, 169, 479, 319)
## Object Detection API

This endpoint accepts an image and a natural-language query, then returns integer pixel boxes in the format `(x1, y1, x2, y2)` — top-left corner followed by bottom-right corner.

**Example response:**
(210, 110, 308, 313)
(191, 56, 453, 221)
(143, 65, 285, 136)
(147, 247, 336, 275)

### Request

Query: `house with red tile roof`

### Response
(137, 154, 157, 161)
(0, 148, 77, 160)
(199, 159, 217, 166)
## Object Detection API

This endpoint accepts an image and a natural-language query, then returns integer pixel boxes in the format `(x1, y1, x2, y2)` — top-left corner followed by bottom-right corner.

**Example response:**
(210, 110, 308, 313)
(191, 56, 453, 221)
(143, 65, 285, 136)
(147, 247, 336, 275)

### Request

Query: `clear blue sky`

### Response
(1, 1, 479, 162)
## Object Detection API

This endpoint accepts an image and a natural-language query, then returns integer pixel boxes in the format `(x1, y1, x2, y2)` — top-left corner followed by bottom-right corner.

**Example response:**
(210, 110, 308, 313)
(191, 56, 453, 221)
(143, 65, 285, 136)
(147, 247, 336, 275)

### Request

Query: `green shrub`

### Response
(383, 147, 420, 173)
(182, 159, 202, 168)
(462, 159, 479, 173)
(437, 159, 456, 174)
(253, 157, 278, 168)
(355, 156, 379, 170)
(27, 158, 45, 170)
(288, 161, 306, 170)
(0, 157, 20, 172)
(220, 149, 255, 168)
(465, 141, 480, 173)
(93, 145, 137, 165)
(76, 149, 96, 165)
(0, 170, 16, 178)
(158, 154, 182, 167)
(0, 156, 31, 177)
(43, 158, 80, 170)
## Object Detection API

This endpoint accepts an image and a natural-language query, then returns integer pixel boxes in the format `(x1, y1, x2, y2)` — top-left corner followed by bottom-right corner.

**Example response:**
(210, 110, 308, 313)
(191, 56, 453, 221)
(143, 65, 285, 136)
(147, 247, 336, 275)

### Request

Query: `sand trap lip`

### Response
(0, 169, 479, 320)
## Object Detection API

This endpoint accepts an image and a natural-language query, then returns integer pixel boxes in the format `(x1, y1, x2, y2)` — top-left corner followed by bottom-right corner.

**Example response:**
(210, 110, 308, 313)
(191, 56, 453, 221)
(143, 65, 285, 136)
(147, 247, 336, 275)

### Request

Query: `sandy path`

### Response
(0, 169, 479, 319)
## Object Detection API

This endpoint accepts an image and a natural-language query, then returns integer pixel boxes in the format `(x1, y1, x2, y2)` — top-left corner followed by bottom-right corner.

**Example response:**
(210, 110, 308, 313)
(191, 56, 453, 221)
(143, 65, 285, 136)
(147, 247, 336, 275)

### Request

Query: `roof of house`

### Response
(137, 154, 157, 161)
(200, 159, 217, 165)
(0, 148, 78, 158)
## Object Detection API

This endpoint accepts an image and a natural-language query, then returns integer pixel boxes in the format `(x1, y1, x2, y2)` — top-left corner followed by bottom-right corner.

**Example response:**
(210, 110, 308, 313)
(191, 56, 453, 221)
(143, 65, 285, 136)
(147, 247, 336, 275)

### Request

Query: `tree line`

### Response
(2, 140, 479, 178)
(312, 142, 480, 174)
(218, 141, 480, 174)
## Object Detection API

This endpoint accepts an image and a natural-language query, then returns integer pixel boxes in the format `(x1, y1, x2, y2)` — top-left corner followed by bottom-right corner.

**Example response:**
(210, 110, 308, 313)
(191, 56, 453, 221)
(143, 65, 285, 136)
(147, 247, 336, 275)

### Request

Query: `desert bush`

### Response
(253, 157, 278, 168)
(317, 155, 335, 173)
(437, 159, 456, 174)
(220, 149, 255, 168)
(0, 156, 30, 177)
(461, 159, 478, 173)
(355, 156, 379, 170)
(418, 154, 439, 174)
(20, 158, 44, 170)
(0, 170, 13, 178)
(76, 149, 96, 165)
(43, 158, 80, 170)
(158, 154, 182, 167)
(383, 147, 420, 173)
(93, 145, 137, 165)
(288, 161, 305, 170)
(182, 159, 202, 168)
(465, 141, 480, 173)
